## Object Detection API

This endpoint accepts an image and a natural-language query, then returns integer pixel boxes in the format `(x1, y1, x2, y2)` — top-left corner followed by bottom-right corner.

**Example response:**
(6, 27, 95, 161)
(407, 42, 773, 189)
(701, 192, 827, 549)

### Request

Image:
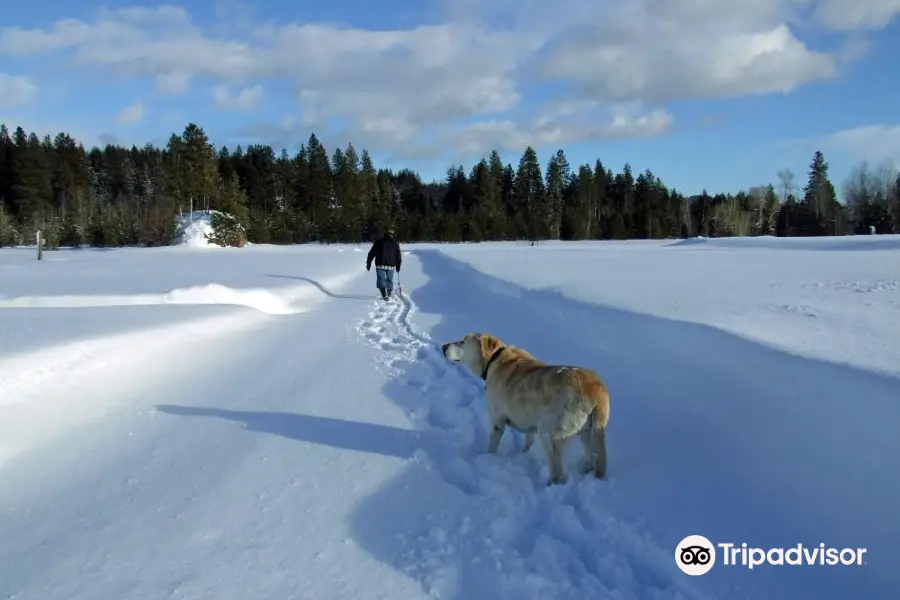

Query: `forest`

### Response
(0, 121, 898, 248)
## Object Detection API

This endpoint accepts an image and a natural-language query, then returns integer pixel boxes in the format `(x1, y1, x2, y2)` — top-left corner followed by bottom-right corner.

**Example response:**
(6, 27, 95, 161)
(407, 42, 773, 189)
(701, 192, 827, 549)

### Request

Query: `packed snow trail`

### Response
(0, 274, 426, 600)
(0, 271, 361, 463)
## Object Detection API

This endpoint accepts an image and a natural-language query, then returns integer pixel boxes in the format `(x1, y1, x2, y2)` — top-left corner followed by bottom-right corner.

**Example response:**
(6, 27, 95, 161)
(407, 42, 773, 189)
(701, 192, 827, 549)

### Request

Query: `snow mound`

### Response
(161, 283, 298, 314)
(0, 283, 316, 315)
(172, 211, 226, 248)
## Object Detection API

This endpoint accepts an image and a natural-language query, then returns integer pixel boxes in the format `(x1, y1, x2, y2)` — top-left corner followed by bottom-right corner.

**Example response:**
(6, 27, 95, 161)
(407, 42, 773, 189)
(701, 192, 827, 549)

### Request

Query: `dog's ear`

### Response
(478, 333, 502, 361)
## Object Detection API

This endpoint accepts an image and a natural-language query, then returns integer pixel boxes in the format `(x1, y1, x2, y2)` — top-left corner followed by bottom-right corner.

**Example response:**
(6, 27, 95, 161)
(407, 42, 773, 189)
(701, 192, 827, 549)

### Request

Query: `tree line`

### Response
(0, 121, 898, 248)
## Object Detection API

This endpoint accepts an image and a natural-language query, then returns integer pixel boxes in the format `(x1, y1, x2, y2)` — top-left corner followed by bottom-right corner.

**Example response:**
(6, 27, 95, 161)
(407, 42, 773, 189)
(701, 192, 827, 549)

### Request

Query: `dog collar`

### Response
(481, 346, 506, 380)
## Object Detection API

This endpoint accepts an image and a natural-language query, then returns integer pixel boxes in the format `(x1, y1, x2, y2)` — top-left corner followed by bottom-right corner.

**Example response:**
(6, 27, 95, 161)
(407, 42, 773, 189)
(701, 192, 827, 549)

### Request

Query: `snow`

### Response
(173, 210, 225, 248)
(1, 235, 898, 600)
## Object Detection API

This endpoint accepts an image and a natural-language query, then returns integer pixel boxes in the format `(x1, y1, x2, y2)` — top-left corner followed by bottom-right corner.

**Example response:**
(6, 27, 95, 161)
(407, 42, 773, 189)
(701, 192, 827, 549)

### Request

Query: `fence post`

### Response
(36, 229, 43, 261)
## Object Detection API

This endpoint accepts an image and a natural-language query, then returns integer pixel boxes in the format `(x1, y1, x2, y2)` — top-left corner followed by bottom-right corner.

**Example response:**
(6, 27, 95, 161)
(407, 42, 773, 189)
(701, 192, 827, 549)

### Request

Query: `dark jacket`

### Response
(366, 234, 402, 271)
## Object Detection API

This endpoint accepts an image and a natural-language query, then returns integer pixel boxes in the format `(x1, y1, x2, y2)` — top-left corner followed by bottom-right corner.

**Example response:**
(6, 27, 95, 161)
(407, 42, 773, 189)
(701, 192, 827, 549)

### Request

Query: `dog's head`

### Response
(441, 332, 504, 376)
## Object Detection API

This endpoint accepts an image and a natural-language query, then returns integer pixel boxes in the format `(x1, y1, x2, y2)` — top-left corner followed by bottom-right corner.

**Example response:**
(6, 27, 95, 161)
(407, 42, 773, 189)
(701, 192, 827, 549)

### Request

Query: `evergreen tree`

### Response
(0, 120, 889, 248)
(513, 146, 544, 241)
(800, 150, 840, 235)
(543, 149, 570, 238)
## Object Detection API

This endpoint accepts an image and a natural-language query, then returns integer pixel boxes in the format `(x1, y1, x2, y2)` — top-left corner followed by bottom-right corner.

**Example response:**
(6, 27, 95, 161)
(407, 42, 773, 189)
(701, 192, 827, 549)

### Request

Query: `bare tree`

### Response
(873, 160, 896, 199)
(777, 168, 795, 234)
(845, 160, 898, 233)
(680, 194, 692, 238)
(715, 195, 752, 236)
(842, 161, 871, 232)
(777, 169, 795, 202)
(748, 185, 767, 235)
(748, 184, 780, 235)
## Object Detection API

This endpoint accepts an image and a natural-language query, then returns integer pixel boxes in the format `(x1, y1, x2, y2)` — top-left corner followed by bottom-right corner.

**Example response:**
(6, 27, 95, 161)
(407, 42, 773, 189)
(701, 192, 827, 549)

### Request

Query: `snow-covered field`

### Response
(1, 235, 898, 600)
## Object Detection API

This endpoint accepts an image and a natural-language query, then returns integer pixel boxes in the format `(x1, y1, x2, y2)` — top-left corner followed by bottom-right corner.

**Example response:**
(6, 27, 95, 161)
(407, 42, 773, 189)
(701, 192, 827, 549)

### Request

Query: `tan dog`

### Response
(441, 333, 610, 485)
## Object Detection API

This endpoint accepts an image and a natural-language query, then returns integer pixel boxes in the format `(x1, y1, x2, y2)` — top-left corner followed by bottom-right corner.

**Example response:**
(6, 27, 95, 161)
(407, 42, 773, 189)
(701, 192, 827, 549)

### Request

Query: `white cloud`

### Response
(821, 124, 900, 167)
(0, 73, 37, 109)
(812, 0, 900, 30)
(156, 71, 191, 94)
(212, 84, 263, 110)
(444, 108, 673, 158)
(115, 100, 145, 124)
(536, 5, 836, 104)
(0, 2, 896, 159)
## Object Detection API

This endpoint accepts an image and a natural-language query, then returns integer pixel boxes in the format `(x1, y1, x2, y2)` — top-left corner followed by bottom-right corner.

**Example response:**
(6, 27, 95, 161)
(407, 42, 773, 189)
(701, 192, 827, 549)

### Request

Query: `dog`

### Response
(441, 332, 610, 485)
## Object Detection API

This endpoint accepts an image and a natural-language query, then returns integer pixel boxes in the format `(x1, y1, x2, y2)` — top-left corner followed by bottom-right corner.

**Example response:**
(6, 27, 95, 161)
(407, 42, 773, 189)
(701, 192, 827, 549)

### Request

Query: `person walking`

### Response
(366, 227, 402, 300)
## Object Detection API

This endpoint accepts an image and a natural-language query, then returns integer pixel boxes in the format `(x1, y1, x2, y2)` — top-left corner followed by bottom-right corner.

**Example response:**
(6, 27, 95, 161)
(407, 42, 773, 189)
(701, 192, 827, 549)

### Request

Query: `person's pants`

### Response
(375, 267, 394, 291)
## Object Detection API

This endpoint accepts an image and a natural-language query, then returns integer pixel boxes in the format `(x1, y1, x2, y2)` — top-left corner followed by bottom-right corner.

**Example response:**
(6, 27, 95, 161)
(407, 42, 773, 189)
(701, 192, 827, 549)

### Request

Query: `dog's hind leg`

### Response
(542, 434, 571, 485)
(579, 419, 607, 479)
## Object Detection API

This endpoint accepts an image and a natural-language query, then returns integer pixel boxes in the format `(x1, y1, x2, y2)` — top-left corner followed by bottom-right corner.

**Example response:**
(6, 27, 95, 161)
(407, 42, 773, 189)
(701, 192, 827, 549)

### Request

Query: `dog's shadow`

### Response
(155, 404, 423, 460)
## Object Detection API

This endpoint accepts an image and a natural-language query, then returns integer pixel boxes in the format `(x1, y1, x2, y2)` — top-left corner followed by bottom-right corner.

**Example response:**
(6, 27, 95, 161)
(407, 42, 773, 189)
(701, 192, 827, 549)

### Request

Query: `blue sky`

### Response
(1, 0, 898, 197)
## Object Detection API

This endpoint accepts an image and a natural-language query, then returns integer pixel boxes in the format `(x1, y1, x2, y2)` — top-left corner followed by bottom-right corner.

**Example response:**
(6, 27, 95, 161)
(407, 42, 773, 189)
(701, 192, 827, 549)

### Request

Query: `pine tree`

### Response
(514, 146, 544, 241)
(1, 117, 889, 247)
(0, 200, 19, 246)
(543, 149, 570, 238)
(592, 160, 610, 239)
(801, 150, 839, 235)
(304, 134, 332, 241)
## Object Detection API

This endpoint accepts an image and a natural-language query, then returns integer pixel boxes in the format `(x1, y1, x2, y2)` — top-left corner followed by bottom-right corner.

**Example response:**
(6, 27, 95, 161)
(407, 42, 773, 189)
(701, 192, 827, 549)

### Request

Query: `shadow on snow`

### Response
(155, 405, 421, 460)
(265, 273, 374, 299)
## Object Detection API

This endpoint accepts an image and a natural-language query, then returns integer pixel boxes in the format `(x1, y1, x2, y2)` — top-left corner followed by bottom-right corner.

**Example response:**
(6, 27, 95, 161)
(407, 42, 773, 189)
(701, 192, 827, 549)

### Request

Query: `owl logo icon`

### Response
(675, 535, 716, 575)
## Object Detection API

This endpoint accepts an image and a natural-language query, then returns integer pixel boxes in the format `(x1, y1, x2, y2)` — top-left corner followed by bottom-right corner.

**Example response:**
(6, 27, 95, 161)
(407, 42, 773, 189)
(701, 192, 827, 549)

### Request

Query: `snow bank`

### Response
(439, 236, 900, 378)
(0, 283, 300, 315)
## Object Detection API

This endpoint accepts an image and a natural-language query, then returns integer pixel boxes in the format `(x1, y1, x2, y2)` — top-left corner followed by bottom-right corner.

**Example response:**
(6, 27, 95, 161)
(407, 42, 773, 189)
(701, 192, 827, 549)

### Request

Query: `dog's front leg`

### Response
(523, 432, 533, 453)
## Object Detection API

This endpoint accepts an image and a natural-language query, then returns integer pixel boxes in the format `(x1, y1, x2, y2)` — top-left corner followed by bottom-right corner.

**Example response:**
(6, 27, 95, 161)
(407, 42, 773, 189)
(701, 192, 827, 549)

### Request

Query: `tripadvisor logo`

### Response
(676, 535, 716, 575)
(674, 535, 867, 575)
